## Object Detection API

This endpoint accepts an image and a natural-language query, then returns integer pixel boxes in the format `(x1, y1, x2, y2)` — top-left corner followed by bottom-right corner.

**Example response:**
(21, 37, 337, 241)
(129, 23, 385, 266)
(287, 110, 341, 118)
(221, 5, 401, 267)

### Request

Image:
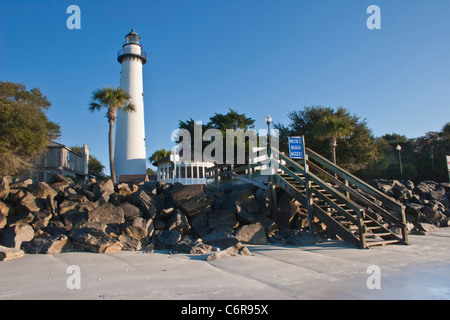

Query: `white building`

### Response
(153, 151, 215, 185)
(114, 29, 148, 182)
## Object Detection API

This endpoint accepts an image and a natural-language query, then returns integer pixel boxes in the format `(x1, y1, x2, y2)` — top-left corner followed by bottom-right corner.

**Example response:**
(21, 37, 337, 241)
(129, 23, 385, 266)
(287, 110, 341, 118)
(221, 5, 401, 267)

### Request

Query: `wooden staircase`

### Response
(276, 172, 405, 248)
(206, 146, 409, 249)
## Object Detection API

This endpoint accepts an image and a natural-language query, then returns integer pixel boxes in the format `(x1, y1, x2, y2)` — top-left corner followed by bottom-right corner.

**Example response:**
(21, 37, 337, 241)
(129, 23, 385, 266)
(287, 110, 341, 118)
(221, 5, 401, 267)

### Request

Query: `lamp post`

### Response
(265, 115, 275, 211)
(265, 115, 272, 156)
(396, 144, 404, 181)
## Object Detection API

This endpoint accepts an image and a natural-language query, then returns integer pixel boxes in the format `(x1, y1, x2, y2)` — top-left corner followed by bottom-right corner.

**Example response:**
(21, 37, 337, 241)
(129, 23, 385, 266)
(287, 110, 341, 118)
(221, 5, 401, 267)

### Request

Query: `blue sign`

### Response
(288, 136, 304, 159)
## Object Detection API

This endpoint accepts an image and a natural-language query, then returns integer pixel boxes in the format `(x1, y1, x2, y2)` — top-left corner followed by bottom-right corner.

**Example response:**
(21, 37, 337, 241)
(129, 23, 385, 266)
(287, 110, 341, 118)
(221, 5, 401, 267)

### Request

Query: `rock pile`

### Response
(368, 179, 450, 234)
(0, 174, 314, 261)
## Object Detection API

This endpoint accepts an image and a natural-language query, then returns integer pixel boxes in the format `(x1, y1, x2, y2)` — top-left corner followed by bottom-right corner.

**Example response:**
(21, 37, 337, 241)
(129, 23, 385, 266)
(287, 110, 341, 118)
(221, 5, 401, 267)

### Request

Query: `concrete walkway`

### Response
(1, 228, 449, 300)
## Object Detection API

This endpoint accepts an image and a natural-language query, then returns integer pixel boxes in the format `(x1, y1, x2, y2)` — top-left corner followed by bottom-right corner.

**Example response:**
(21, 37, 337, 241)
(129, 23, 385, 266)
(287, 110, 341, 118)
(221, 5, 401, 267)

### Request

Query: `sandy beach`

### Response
(1, 228, 449, 300)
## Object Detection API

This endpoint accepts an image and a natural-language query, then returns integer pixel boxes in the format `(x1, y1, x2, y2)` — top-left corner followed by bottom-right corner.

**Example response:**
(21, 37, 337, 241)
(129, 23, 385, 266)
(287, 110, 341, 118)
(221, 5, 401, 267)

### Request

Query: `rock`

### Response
(179, 196, 213, 217)
(116, 183, 132, 197)
(405, 203, 425, 218)
(416, 222, 439, 233)
(10, 178, 33, 189)
(0, 201, 15, 217)
(285, 230, 318, 246)
(126, 190, 157, 219)
(16, 192, 42, 214)
(0, 245, 25, 261)
(22, 234, 73, 254)
(31, 210, 52, 229)
(190, 212, 213, 237)
(118, 234, 142, 251)
(206, 242, 251, 261)
(87, 203, 125, 226)
(234, 222, 267, 245)
(154, 230, 182, 248)
(392, 184, 413, 201)
(29, 181, 58, 200)
(2, 223, 35, 249)
(118, 202, 142, 221)
(275, 191, 300, 230)
(0, 213, 6, 229)
(190, 242, 219, 255)
(415, 182, 431, 196)
(123, 217, 154, 240)
(0, 176, 11, 200)
(169, 184, 205, 206)
(167, 210, 191, 234)
(68, 227, 123, 253)
(202, 230, 239, 249)
(208, 209, 239, 231)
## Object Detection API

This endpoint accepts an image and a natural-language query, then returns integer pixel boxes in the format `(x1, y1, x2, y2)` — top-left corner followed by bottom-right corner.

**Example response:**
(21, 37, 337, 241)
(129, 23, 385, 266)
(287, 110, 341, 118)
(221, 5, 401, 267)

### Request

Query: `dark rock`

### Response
(68, 227, 123, 253)
(169, 184, 205, 206)
(202, 230, 239, 249)
(154, 230, 182, 248)
(31, 210, 52, 229)
(126, 190, 157, 219)
(87, 203, 125, 226)
(22, 234, 73, 254)
(167, 210, 191, 234)
(208, 209, 239, 231)
(416, 222, 439, 233)
(0, 213, 6, 229)
(16, 192, 42, 214)
(29, 181, 58, 200)
(234, 222, 267, 245)
(123, 217, 154, 240)
(118, 234, 142, 251)
(285, 230, 318, 246)
(118, 202, 142, 221)
(190, 212, 213, 237)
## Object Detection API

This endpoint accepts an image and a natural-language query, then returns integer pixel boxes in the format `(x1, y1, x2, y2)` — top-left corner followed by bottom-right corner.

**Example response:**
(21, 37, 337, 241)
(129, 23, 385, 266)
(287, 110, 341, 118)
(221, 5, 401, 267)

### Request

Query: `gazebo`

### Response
(152, 150, 215, 185)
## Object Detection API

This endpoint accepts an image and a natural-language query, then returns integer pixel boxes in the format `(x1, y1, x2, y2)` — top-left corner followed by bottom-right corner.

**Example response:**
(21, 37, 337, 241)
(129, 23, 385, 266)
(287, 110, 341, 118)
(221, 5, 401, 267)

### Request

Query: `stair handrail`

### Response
(305, 148, 407, 229)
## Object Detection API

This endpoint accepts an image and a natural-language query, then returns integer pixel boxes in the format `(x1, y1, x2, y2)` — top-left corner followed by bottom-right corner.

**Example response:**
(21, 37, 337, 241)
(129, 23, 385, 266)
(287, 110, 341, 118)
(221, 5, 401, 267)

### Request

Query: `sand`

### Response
(1, 228, 449, 300)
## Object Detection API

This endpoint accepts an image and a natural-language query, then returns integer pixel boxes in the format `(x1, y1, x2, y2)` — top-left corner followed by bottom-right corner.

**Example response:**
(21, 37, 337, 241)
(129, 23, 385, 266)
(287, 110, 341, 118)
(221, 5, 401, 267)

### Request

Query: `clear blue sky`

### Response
(1, 0, 449, 174)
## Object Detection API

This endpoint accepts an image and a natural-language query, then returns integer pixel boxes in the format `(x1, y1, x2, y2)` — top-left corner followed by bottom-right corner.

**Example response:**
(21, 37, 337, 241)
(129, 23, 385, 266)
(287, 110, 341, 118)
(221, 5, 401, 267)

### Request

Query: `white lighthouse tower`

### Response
(114, 29, 148, 182)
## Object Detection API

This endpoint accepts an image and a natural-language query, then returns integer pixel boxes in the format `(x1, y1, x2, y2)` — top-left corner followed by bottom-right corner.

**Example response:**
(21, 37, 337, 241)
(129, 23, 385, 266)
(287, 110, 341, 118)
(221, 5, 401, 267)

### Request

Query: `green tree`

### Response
(89, 87, 135, 184)
(0, 81, 61, 176)
(311, 108, 354, 164)
(149, 148, 172, 164)
(275, 106, 378, 172)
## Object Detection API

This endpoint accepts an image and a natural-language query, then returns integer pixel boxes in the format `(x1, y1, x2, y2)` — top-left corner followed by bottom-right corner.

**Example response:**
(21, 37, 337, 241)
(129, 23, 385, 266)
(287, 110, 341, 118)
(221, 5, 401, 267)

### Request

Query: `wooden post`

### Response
(302, 137, 313, 233)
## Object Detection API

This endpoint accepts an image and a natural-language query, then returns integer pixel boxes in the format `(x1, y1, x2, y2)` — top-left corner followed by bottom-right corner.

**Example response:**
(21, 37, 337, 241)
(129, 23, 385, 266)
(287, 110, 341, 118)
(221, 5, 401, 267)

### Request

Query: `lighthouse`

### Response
(114, 29, 148, 182)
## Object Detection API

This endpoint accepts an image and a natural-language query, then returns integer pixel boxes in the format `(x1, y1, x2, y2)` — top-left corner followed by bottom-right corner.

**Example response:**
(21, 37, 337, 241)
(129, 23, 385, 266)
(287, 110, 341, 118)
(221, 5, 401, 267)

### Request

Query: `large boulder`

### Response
(2, 223, 35, 249)
(87, 203, 125, 226)
(0, 245, 25, 261)
(234, 222, 267, 245)
(169, 185, 213, 217)
(29, 181, 58, 200)
(126, 190, 157, 219)
(208, 209, 239, 232)
(22, 234, 73, 254)
(68, 227, 123, 253)
(167, 210, 191, 234)
(123, 217, 154, 240)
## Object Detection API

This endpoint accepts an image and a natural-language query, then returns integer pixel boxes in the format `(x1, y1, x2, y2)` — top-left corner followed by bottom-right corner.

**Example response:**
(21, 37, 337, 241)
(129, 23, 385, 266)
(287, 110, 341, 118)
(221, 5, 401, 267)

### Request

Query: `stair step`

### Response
(365, 232, 394, 238)
(365, 239, 401, 247)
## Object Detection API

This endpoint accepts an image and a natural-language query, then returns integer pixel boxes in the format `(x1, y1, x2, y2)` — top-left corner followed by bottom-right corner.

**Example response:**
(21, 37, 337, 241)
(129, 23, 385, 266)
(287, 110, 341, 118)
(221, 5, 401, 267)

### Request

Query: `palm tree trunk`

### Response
(330, 137, 337, 165)
(109, 120, 116, 184)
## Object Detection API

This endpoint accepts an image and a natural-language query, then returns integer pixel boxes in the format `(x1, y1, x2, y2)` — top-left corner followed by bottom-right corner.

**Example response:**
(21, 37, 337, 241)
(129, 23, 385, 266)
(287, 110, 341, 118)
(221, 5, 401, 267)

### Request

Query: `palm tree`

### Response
(312, 110, 354, 165)
(89, 87, 135, 184)
(149, 148, 172, 164)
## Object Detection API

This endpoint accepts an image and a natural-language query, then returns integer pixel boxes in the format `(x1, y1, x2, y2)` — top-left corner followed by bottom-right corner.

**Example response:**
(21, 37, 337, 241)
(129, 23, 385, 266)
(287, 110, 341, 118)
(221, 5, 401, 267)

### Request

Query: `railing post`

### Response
(303, 151, 313, 233)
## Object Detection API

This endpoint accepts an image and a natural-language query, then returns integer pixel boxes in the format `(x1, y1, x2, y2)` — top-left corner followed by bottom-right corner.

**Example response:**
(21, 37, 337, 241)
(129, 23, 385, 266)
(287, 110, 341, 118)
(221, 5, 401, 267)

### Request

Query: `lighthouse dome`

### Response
(125, 29, 141, 45)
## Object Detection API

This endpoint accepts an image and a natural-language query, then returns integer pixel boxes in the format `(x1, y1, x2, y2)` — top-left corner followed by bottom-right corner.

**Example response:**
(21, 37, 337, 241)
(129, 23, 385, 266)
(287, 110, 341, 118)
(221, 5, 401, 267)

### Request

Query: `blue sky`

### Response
(1, 0, 449, 173)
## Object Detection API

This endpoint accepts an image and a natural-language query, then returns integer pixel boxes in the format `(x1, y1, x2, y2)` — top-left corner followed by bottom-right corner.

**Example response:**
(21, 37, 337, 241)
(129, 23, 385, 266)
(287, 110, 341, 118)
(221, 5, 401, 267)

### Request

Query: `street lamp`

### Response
(396, 144, 404, 181)
(265, 114, 272, 157)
